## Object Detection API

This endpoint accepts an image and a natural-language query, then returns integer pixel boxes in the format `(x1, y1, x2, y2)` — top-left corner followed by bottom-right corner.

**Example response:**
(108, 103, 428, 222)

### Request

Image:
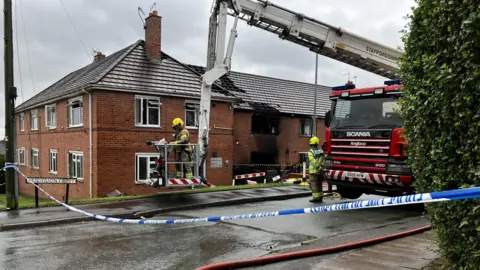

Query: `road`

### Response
(0, 195, 427, 270)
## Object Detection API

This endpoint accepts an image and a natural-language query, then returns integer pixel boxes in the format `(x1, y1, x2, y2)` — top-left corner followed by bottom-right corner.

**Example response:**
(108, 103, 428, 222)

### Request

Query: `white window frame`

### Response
(19, 113, 25, 132)
(30, 109, 38, 131)
(135, 153, 159, 184)
(17, 147, 25, 166)
(300, 118, 313, 136)
(134, 95, 161, 128)
(68, 96, 83, 128)
(185, 100, 200, 129)
(49, 149, 58, 174)
(68, 151, 84, 180)
(31, 148, 39, 169)
(45, 103, 57, 129)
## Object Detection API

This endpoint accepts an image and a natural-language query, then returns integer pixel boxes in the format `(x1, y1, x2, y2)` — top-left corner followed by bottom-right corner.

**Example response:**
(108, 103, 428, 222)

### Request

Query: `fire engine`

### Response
(322, 80, 412, 199)
(163, 0, 408, 194)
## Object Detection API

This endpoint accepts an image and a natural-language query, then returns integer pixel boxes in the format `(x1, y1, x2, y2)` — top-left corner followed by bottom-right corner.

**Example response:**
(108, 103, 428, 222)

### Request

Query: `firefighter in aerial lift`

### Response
(308, 136, 325, 203)
(171, 118, 193, 179)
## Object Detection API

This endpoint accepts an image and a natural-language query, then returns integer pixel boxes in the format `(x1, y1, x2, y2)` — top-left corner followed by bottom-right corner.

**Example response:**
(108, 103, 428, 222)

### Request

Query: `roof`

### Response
(188, 65, 332, 117)
(16, 40, 235, 112)
(16, 40, 332, 118)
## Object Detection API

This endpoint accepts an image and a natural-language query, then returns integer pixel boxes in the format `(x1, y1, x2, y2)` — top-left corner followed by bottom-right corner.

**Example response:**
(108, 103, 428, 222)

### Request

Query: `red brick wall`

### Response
(16, 94, 92, 200)
(233, 111, 326, 167)
(15, 90, 234, 199)
(93, 91, 234, 197)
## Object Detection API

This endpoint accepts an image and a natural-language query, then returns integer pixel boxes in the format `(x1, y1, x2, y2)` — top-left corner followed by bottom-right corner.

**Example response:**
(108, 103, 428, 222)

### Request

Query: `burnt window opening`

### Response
(251, 115, 279, 135)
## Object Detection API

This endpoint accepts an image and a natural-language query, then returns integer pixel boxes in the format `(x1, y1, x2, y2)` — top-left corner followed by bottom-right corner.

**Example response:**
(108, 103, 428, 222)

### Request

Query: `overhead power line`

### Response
(59, 0, 91, 60)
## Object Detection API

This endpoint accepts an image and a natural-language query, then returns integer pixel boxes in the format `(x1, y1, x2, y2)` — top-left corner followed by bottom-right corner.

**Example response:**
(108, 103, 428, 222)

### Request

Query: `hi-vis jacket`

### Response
(308, 147, 325, 174)
(172, 128, 192, 152)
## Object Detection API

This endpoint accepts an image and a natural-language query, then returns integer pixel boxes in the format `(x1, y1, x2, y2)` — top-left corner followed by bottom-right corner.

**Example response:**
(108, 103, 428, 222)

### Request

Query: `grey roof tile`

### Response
(15, 40, 332, 118)
(187, 65, 332, 117)
(15, 40, 235, 112)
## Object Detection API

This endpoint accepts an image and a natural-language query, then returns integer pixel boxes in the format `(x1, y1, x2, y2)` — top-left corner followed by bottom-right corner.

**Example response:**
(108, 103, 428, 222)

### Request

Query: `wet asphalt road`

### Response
(0, 195, 427, 270)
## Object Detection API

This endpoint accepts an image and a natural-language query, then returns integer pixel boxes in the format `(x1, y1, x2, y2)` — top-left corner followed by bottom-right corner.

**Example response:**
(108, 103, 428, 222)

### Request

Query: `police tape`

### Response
(234, 164, 303, 167)
(2, 163, 480, 225)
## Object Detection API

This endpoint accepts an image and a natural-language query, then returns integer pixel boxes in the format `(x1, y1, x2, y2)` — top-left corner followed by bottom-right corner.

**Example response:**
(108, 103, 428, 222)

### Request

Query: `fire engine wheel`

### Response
(336, 185, 363, 200)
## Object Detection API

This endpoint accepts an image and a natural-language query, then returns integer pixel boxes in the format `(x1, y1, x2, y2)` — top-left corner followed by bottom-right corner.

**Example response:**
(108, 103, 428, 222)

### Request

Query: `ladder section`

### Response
(219, 0, 402, 79)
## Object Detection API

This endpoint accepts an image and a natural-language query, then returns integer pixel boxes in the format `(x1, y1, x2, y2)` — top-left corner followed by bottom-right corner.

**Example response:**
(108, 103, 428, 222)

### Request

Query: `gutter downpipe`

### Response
(82, 88, 93, 199)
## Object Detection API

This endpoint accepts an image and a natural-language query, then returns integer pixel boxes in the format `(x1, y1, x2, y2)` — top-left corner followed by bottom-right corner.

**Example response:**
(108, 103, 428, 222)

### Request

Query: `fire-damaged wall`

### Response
(233, 110, 326, 177)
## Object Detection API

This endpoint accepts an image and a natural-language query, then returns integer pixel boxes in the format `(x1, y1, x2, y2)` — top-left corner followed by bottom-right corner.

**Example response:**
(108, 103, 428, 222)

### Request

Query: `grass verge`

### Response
(0, 182, 296, 210)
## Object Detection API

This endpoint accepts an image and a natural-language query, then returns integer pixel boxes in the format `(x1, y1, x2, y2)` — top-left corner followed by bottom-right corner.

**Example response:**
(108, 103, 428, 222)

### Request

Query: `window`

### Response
(331, 96, 403, 129)
(49, 150, 57, 174)
(45, 104, 56, 128)
(135, 95, 161, 127)
(299, 152, 309, 164)
(17, 148, 25, 165)
(251, 114, 279, 135)
(300, 118, 313, 136)
(68, 152, 83, 179)
(135, 153, 158, 183)
(30, 110, 38, 130)
(31, 148, 39, 169)
(68, 97, 83, 127)
(185, 102, 199, 128)
(19, 113, 24, 131)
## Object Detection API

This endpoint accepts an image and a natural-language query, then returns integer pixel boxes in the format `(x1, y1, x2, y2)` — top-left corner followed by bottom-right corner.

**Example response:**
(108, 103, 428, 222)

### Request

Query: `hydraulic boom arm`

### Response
(197, 0, 402, 181)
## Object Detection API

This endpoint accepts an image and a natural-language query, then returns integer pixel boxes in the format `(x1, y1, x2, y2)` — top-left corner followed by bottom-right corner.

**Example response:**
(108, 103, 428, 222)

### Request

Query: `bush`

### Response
(398, 1, 480, 269)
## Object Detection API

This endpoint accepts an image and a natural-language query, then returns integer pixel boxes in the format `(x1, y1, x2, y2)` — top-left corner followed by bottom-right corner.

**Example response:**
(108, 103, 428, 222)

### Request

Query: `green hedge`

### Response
(398, 0, 480, 268)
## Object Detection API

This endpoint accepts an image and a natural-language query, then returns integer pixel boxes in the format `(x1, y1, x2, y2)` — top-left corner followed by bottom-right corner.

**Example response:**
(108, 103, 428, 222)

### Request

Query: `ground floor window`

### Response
(49, 150, 57, 174)
(68, 151, 83, 179)
(17, 148, 25, 165)
(135, 153, 158, 183)
(32, 148, 39, 169)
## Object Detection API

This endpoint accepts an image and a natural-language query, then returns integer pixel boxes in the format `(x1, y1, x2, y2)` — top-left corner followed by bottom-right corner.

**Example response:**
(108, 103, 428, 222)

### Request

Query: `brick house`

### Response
(14, 10, 331, 200)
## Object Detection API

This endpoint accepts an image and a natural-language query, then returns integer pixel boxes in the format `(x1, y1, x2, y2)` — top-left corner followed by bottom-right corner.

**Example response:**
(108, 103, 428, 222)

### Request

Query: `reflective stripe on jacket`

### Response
(308, 147, 324, 174)
(173, 128, 192, 152)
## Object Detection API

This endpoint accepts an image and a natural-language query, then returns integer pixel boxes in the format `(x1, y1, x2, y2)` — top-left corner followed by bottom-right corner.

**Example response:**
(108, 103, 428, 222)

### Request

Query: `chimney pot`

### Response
(145, 10, 162, 60)
(94, 51, 105, 62)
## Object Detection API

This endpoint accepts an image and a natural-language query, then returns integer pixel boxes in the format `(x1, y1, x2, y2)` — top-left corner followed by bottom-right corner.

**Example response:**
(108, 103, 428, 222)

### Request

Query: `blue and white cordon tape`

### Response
(2, 163, 480, 225)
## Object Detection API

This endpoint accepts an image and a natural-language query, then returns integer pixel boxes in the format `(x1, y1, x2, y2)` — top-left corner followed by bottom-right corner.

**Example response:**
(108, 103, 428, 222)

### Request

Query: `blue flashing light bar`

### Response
(384, 79, 403, 86)
(332, 84, 356, 91)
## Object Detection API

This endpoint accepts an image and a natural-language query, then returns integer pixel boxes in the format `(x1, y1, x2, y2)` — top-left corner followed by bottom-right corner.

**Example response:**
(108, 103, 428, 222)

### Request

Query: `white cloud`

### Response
(0, 0, 415, 140)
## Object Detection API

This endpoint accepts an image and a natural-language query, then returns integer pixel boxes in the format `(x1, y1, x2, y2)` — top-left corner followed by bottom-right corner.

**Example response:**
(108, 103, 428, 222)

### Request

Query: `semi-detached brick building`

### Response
(14, 10, 331, 200)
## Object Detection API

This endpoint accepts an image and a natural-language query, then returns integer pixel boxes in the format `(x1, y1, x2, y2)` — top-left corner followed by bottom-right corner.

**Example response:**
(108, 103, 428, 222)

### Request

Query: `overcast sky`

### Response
(0, 0, 415, 139)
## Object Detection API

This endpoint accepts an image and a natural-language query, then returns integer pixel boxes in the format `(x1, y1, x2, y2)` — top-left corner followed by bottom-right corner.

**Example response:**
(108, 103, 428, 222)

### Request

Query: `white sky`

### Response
(0, 0, 415, 139)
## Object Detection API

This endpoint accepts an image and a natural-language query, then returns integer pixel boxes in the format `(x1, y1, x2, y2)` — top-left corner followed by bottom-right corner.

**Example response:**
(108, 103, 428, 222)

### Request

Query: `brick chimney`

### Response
(93, 51, 105, 62)
(145, 10, 162, 60)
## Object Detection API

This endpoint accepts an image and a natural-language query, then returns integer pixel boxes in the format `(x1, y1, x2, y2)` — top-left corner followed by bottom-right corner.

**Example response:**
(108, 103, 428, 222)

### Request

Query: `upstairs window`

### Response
(300, 118, 313, 136)
(135, 95, 161, 127)
(68, 97, 83, 127)
(30, 109, 38, 131)
(45, 104, 56, 129)
(19, 113, 25, 132)
(251, 114, 279, 135)
(185, 102, 199, 128)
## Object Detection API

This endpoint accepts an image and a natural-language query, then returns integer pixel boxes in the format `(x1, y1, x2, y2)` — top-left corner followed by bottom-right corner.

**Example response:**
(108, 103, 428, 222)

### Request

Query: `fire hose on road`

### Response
(196, 225, 433, 270)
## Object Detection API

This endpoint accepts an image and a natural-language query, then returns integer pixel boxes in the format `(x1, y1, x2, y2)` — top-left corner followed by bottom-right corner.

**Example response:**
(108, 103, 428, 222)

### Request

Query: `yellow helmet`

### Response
(309, 136, 320, 145)
(172, 118, 184, 127)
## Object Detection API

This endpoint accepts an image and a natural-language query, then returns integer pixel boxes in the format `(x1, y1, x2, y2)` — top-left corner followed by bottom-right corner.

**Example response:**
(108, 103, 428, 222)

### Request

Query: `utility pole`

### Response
(4, 0, 18, 210)
(312, 53, 318, 137)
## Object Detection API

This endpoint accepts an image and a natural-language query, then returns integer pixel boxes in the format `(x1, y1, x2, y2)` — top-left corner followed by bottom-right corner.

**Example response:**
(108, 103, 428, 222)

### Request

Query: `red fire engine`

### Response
(323, 80, 412, 199)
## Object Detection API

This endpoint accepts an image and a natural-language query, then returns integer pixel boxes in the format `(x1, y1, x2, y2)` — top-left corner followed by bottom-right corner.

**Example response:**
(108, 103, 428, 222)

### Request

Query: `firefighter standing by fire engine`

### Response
(171, 118, 193, 179)
(308, 136, 325, 203)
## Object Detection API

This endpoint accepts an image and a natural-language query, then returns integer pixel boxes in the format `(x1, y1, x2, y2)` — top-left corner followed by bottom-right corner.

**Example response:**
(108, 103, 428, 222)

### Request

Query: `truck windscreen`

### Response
(330, 96, 402, 129)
